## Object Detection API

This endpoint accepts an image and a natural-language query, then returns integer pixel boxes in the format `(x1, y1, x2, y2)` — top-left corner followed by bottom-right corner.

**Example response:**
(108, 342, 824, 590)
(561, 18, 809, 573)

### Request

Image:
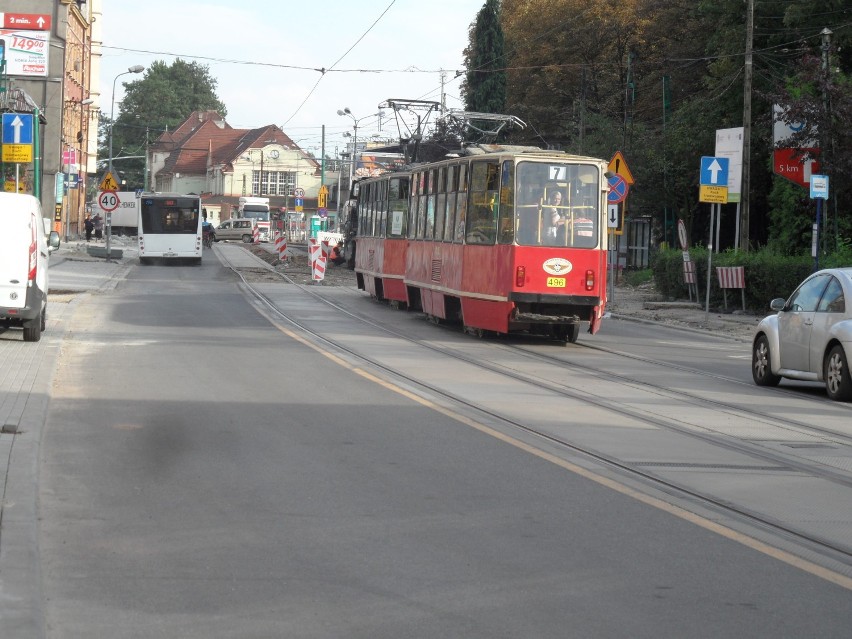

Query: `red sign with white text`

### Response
(2, 13, 52, 31)
(773, 148, 819, 188)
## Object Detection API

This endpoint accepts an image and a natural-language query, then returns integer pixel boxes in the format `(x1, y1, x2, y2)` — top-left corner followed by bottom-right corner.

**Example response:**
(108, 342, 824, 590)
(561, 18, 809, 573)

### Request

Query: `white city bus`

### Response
(137, 193, 203, 265)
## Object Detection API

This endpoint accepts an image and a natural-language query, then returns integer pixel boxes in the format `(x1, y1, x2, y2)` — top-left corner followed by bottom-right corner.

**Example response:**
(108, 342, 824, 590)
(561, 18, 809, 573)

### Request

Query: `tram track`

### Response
(221, 253, 852, 573)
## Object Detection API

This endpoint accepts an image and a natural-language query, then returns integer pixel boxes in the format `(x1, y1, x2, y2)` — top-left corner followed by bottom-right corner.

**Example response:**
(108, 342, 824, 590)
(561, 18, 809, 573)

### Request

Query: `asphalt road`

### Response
(2, 244, 851, 638)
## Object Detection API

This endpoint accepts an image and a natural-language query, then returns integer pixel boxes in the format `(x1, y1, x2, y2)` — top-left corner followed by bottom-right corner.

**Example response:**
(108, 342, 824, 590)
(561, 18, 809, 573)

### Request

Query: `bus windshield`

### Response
(515, 161, 600, 248)
(140, 197, 201, 234)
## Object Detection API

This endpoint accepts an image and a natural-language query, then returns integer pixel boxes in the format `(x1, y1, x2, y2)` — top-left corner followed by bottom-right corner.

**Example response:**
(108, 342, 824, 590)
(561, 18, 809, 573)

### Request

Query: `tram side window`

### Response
(454, 162, 468, 243)
(466, 161, 499, 245)
(443, 164, 457, 242)
(388, 177, 409, 237)
(499, 161, 515, 244)
(435, 167, 447, 242)
(362, 183, 372, 237)
(376, 180, 386, 237)
(425, 169, 436, 239)
(416, 172, 428, 239)
(356, 185, 366, 236)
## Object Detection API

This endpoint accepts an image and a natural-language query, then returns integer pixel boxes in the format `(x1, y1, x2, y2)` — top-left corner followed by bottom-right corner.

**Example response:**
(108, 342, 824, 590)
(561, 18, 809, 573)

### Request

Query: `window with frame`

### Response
(435, 166, 447, 242)
(388, 177, 409, 238)
(425, 169, 436, 239)
(252, 170, 296, 196)
(466, 161, 499, 244)
(454, 162, 468, 243)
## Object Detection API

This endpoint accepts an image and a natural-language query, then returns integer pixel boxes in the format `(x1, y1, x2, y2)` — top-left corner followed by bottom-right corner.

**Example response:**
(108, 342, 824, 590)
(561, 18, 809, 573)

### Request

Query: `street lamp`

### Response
(337, 107, 360, 191)
(108, 65, 144, 174)
(105, 65, 143, 262)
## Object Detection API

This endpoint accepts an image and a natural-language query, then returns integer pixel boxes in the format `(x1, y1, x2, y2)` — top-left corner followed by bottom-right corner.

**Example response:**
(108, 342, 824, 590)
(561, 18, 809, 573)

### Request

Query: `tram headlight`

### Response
(516, 265, 526, 287)
(585, 269, 595, 291)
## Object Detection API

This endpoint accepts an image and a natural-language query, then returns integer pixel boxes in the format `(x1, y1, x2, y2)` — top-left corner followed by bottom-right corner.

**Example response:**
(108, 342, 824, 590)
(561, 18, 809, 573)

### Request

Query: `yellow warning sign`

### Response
(2, 144, 33, 163)
(99, 171, 120, 191)
(699, 185, 728, 204)
(608, 151, 635, 185)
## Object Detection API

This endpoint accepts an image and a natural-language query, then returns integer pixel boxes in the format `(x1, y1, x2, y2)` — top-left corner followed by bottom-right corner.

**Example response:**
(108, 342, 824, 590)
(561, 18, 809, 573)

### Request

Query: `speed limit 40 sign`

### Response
(97, 190, 120, 212)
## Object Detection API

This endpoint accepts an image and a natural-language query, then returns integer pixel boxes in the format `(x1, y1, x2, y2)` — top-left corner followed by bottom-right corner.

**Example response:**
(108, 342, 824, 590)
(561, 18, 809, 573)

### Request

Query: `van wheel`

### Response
(241, 234, 253, 243)
(23, 311, 43, 342)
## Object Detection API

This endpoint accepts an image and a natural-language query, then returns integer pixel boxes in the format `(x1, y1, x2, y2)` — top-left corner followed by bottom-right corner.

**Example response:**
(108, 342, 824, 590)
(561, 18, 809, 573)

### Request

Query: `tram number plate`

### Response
(546, 277, 566, 288)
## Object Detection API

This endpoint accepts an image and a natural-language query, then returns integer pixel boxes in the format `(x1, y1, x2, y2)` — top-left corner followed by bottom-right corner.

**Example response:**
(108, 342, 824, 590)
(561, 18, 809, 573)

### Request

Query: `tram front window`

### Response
(515, 162, 600, 248)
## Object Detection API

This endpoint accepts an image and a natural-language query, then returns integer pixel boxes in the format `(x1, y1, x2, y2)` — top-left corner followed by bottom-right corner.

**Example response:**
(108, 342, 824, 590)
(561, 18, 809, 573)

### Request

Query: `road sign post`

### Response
(810, 175, 829, 271)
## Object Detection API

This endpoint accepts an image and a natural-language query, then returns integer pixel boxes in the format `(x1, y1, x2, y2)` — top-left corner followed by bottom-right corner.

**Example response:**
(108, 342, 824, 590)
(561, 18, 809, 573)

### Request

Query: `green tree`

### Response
(462, 0, 507, 119)
(102, 59, 227, 189)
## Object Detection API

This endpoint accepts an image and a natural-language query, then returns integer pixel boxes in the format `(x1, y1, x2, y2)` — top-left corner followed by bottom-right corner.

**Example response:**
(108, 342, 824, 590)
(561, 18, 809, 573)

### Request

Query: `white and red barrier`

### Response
(309, 238, 325, 281)
(715, 266, 746, 310)
(252, 225, 260, 244)
(275, 235, 287, 261)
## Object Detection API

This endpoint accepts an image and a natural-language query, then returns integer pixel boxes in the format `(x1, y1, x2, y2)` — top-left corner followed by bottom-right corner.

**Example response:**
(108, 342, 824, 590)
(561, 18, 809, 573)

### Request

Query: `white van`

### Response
(0, 193, 61, 342)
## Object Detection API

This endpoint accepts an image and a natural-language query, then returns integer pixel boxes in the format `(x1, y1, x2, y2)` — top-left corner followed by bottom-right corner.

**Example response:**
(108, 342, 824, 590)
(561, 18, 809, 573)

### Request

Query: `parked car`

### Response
(215, 218, 255, 243)
(752, 267, 852, 401)
(0, 193, 61, 342)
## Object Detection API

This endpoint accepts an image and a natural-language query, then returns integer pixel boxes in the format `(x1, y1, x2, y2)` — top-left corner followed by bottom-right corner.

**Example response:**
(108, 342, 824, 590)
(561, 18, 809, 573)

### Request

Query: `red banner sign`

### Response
(773, 148, 819, 188)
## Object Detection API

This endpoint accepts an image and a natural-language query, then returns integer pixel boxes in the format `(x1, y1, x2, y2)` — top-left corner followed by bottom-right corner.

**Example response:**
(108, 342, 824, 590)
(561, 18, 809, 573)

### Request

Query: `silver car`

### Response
(752, 267, 852, 401)
(215, 218, 255, 243)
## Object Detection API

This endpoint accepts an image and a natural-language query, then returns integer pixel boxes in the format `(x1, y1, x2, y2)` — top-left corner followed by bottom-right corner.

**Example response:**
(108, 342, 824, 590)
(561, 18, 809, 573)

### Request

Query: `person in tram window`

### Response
(544, 189, 566, 242)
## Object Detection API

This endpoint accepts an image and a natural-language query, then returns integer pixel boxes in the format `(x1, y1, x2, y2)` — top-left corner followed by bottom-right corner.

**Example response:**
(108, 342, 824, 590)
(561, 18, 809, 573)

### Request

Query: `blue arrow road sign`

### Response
(2, 113, 34, 145)
(700, 156, 729, 186)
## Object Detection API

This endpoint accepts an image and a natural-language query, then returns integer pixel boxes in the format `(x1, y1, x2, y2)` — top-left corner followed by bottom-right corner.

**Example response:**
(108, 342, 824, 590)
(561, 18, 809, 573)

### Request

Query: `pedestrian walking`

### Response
(93, 213, 103, 240)
(84, 214, 94, 241)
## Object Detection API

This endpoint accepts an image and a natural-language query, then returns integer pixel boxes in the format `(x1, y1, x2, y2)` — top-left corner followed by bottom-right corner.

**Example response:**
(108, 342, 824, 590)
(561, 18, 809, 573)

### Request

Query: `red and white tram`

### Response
(351, 146, 610, 343)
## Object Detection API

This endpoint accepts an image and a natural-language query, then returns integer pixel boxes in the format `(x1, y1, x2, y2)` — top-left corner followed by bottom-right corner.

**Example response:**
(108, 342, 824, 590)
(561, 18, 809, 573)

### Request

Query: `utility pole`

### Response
(740, 0, 754, 252)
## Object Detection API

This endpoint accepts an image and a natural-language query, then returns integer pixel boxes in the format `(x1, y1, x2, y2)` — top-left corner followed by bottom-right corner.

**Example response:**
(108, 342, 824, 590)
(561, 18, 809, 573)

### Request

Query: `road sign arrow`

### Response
(10, 116, 24, 144)
(707, 159, 723, 184)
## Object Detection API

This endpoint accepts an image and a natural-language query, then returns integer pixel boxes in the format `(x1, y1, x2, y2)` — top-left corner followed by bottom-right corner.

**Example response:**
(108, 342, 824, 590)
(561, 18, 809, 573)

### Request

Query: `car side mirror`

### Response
(769, 298, 786, 312)
(48, 230, 61, 252)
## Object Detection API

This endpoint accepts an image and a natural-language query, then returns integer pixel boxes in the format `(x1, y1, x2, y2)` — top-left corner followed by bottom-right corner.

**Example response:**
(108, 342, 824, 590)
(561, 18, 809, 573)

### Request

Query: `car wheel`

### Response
(825, 345, 852, 402)
(23, 312, 43, 343)
(242, 234, 252, 243)
(752, 334, 781, 386)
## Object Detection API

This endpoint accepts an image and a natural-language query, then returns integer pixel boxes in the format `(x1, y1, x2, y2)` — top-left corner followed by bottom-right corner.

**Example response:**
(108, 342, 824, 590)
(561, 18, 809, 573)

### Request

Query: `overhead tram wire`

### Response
(281, 0, 398, 128)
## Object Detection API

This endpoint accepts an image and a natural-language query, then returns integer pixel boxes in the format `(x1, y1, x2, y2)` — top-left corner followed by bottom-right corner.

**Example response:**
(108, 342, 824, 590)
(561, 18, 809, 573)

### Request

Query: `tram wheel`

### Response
(554, 324, 581, 344)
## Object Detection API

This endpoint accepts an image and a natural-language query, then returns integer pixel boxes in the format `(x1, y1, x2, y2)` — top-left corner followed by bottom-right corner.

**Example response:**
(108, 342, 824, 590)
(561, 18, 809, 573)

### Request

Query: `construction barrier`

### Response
(274, 235, 287, 261)
(716, 266, 746, 310)
(252, 225, 260, 244)
(308, 238, 325, 281)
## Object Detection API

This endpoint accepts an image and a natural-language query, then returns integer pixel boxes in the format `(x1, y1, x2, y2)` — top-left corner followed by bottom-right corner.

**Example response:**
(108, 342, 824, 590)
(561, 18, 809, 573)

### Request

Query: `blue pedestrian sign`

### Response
(2, 113, 34, 145)
(700, 156, 729, 186)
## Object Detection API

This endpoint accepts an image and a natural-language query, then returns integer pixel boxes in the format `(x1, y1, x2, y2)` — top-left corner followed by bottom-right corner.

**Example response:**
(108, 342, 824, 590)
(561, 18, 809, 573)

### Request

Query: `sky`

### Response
(99, 0, 484, 157)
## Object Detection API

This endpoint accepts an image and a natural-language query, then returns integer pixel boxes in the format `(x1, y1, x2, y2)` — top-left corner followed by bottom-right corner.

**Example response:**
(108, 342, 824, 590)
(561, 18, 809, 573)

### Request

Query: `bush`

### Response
(650, 247, 823, 312)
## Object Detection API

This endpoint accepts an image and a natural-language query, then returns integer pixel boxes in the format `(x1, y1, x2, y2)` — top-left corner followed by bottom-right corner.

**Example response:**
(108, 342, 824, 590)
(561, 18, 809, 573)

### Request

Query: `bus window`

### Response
(466, 161, 499, 245)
